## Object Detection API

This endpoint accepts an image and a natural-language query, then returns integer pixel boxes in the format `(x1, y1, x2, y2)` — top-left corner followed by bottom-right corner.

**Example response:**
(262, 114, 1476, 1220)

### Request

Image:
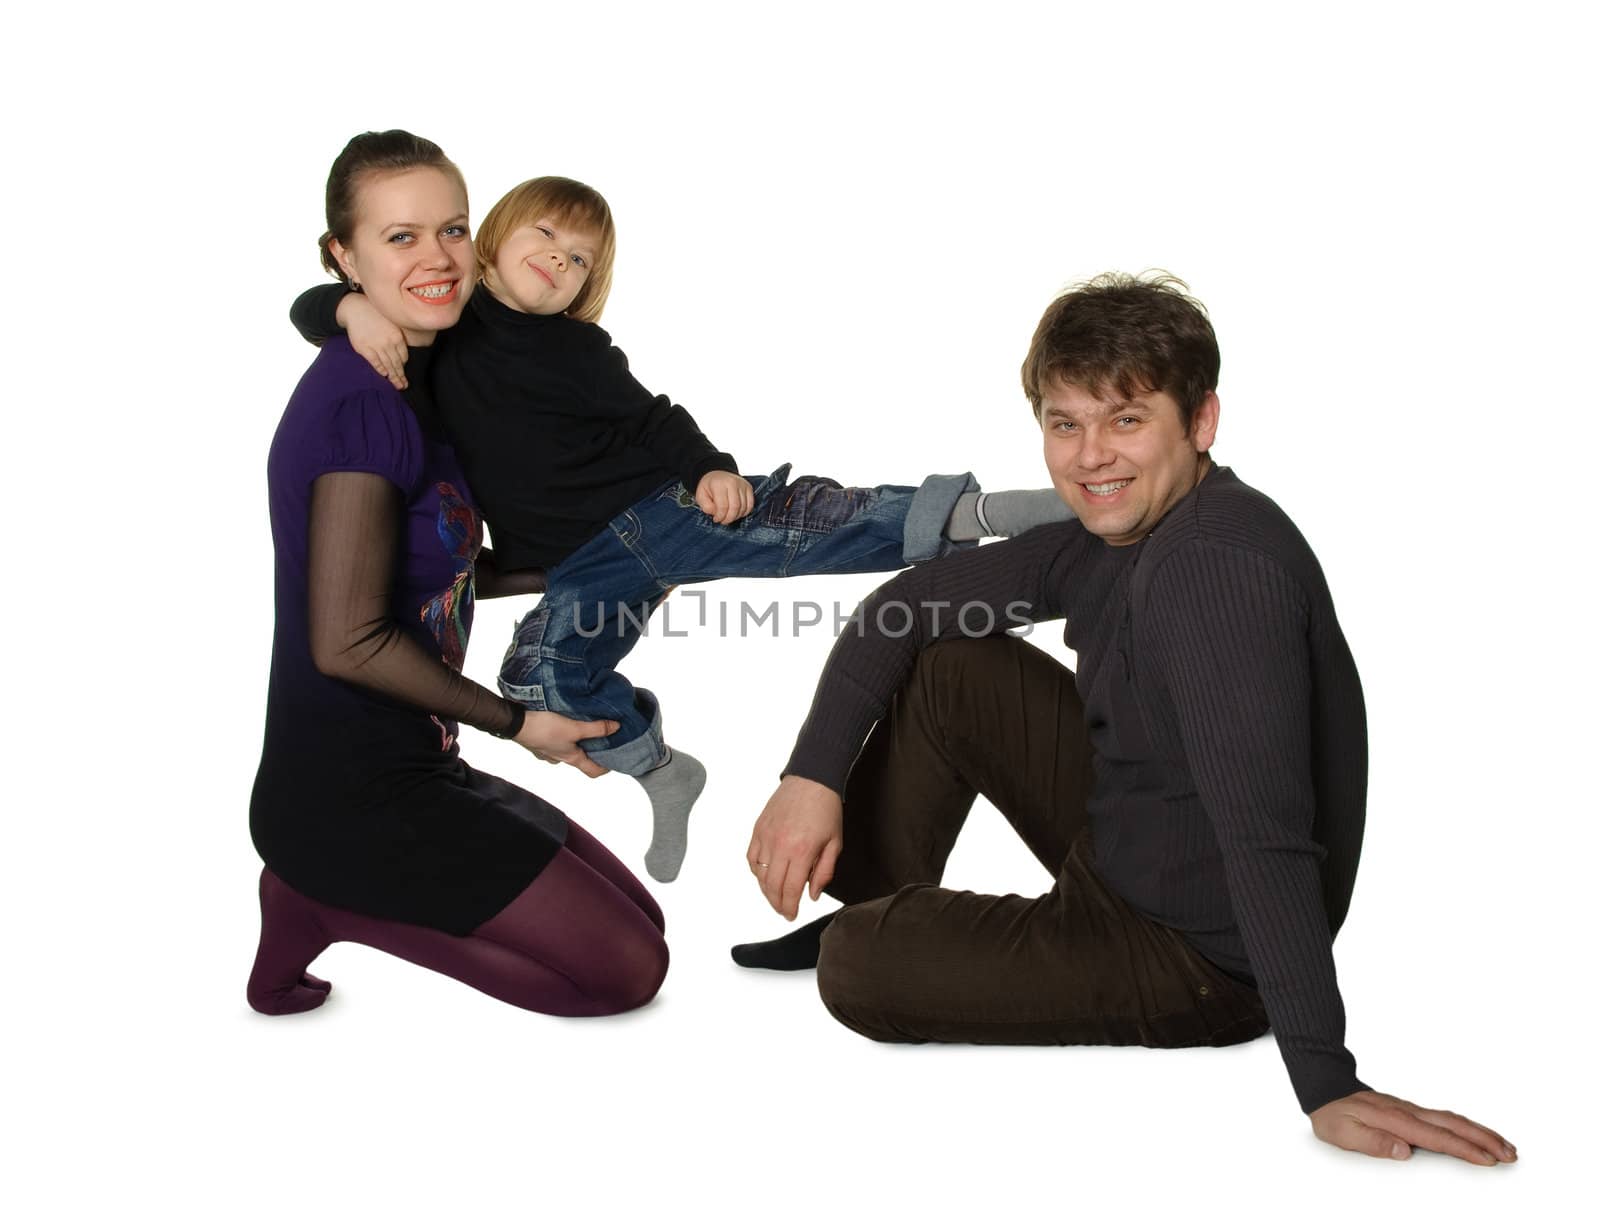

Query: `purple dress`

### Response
(250, 339, 567, 935)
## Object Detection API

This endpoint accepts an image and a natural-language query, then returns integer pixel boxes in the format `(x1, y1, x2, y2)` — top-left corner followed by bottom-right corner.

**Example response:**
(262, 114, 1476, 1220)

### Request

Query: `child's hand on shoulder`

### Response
(337, 293, 409, 391)
(696, 471, 754, 525)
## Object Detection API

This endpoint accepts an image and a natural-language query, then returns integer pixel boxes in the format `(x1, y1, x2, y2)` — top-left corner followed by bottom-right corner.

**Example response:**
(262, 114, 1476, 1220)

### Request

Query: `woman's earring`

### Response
(350, 279, 362, 292)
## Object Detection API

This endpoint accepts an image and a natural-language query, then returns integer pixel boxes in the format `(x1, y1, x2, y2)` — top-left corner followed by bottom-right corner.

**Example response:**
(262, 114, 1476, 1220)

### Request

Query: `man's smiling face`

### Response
(1039, 378, 1220, 546)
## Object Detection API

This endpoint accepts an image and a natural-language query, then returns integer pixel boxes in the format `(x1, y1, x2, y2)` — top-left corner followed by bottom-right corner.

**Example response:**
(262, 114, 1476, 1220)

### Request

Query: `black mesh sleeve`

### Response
(306, 470, 521, 736)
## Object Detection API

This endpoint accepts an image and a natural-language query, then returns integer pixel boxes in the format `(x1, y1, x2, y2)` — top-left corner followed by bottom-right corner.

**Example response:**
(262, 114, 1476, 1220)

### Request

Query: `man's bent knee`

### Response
(816, 901, 914, 1042)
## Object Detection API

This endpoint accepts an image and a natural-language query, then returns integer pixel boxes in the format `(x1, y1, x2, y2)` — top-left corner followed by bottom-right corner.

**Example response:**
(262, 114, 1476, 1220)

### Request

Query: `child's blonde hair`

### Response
(475, 176, 616, 323)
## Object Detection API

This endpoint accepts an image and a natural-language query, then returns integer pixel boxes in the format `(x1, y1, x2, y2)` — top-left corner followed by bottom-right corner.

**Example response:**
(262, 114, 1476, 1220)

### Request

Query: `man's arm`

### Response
(1146, 543, 1361, 1108)
(1144, 542, 1515, 1163)
(749, 524, 1087, 917)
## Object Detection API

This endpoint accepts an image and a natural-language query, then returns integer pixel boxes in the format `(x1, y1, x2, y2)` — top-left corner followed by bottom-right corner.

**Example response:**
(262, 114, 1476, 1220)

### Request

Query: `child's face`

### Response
(489, 217, 599, 315)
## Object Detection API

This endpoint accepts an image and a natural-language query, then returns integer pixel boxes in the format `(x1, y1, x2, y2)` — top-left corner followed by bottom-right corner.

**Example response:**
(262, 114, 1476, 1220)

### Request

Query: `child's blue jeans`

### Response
(496, 464, 975, 775)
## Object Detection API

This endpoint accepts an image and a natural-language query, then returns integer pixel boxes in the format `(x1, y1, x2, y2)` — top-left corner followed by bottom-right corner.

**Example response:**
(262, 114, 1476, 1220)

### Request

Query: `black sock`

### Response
(729, 912, 837, 970)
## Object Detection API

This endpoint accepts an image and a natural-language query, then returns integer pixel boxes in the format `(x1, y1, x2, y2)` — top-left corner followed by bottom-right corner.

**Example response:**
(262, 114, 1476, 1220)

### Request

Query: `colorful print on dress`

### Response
(419, 482, 481, 673)
(419, 482, 482, 751)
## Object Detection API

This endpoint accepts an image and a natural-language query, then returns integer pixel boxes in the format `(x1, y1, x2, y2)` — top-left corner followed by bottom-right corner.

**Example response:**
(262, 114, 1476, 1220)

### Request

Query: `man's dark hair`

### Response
(1020, 271, 1220, 429)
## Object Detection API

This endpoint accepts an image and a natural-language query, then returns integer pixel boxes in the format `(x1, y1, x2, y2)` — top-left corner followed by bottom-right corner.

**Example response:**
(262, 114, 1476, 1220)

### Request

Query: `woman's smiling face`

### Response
(328, 166, 473, 344)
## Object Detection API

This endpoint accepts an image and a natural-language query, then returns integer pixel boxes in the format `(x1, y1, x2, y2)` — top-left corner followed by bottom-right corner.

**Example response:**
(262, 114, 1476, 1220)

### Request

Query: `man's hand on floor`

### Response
(1310, 1090, 1516, 1165)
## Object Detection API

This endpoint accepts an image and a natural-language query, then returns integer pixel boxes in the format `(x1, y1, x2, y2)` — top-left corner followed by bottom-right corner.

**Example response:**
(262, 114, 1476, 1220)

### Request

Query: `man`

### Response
(735, 273, 1515, 1165)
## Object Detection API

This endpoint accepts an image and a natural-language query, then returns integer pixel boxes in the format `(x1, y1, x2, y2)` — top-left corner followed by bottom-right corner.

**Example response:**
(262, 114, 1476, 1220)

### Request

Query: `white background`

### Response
(5, 1, 1596, 1224)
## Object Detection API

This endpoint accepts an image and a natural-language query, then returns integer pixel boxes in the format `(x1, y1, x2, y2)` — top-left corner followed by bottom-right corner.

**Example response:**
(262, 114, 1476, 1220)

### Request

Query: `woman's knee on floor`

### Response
(577, 925, 670, 1015)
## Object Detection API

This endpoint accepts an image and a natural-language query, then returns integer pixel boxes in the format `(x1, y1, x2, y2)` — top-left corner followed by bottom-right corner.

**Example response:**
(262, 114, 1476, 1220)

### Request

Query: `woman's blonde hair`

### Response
(475, 176, 616, 323)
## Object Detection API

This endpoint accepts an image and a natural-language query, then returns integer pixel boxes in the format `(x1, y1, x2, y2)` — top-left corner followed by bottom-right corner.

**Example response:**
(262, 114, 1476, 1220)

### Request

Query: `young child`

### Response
(292, 175, 1071, 881)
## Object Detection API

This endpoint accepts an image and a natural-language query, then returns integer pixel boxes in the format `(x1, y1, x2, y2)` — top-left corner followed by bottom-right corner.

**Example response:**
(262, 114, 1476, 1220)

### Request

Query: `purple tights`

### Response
(247, 820, 668, 1017)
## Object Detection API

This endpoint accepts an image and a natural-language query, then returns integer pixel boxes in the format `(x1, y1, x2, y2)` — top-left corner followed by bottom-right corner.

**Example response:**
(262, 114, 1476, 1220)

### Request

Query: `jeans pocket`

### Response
(667, 465, 793, 521)
(657, 481, 700, 510)
(1146, 939, 1271, 1048)
(760, 471, 872, 534)
(500, 679, 547, 708)
(750, 462, 793, 505)
(500, 605, 550, 686)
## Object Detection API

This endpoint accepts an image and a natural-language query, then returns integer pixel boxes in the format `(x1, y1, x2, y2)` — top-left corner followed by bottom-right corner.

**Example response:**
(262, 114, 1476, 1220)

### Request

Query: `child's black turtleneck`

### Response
(291, 283, 738, 571)
(434, 290, 737, 570)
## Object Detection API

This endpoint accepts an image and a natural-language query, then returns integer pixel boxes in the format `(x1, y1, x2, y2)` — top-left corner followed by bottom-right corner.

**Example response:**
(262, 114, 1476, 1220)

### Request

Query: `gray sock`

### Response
(636, 748, 706, 882)
(946, 489, 1075, 539)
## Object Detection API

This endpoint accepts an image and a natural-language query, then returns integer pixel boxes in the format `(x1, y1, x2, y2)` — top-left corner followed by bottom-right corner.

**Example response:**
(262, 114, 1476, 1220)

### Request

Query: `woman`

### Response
(247, 130, 668, 1017)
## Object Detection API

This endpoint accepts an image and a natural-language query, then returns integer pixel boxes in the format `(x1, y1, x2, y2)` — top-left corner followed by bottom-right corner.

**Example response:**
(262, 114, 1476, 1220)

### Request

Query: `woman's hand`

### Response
(337, 293, 410, 390)
(512, 711, 620, 778)
(695, 470, 755, 524)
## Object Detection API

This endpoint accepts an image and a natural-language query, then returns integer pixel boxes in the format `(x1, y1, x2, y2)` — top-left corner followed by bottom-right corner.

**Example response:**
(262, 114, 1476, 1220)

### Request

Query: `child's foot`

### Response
(729, 912, 837, 970)
(946, 489, 1074, 539)
(637, 748, 706, 882)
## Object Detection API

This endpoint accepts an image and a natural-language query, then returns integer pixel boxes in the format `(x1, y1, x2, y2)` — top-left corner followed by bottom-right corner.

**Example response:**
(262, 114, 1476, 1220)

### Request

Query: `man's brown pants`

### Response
(817, 636, 1270, 1049)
